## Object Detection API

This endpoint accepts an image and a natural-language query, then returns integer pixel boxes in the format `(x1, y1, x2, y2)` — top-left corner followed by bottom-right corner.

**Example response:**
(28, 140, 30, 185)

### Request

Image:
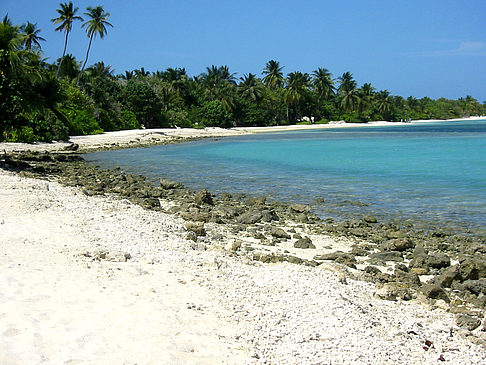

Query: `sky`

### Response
(3, 0, 486, 101)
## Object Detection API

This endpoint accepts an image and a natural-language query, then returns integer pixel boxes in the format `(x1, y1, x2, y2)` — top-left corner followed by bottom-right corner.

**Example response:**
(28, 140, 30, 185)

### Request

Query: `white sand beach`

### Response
(1, 116, 483, 154)
(1, 118, 486, 364)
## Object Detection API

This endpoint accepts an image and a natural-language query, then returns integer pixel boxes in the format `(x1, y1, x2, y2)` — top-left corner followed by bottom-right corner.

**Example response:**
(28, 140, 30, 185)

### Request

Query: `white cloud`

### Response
(410, 40, 486, 57)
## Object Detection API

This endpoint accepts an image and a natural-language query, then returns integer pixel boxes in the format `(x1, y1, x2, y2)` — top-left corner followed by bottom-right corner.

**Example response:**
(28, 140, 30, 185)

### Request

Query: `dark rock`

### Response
(462, 279, 486, 296)
(294, 237, 316, 249)
(160, 178, 183, 189)
(195, 189, 213, 205)
(369, 251, 404, 264)
(286, 255, 304, 264)
(246, 197, 266, 206)
(419, 284, 450, 302)
(348, 228, 369, 238)
(266, 226, 291, 239)
(427, 253, 451, 269)
(237, 211, 263, 224)
(382, 238, 415, 252)
(261, 209, 279, 222)
(455, 315, 481, 331)
(314, 251, 356, 268)
(363, 215, 378, 224)
(392, 269, 421, 287)
(458, 257, 486, 281)
(351, 247, 369, 256)
(289, 203, 311, 213)
(365, 265, 382, 275)
(435, 265, 461, 288)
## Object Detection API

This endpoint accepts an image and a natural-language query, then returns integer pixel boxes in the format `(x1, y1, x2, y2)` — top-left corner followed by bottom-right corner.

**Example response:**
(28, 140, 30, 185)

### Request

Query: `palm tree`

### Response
(262, 60, 284, 89)
(86, 61, 113, 78)
(311, 67, 334, 101)
(77, 5, 113, 84)
(134, 67, 150, 78)
(376, 90, 392, 119)
(238, 73, 264, 104)
(56, 53, 80, 79)
(338, 72, 359, 113)
(51, 2, 83, 77)
(0, 15, 23, 67)
(284, 71, 310, 121)
(358, 82, 375, 113)
(21, 22, 45, 50)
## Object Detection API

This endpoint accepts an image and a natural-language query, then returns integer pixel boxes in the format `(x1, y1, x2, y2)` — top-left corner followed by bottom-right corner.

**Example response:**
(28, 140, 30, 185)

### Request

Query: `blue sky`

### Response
(3, 0, 486, 101)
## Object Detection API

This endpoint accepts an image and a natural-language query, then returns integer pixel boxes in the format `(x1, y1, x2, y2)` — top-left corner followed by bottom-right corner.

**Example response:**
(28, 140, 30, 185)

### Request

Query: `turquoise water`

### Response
(85, 120, 486, 231)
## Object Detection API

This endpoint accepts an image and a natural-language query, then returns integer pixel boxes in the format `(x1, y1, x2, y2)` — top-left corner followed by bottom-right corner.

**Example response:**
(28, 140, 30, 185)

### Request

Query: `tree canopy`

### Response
(1, 5, 485, 143)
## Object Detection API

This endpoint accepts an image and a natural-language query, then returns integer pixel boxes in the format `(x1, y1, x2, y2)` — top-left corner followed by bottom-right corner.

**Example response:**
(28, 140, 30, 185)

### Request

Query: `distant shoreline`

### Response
(1, 116, 484, 154)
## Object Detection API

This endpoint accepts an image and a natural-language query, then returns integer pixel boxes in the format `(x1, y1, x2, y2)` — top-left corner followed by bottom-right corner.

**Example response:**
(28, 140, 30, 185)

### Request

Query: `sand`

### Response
(1, 118, 486, 364)
(1, 116, 482, 154)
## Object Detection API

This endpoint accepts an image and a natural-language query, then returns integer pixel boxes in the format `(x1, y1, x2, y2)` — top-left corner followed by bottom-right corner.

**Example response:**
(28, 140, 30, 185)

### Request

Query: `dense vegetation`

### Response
(1, 3, 485, 142)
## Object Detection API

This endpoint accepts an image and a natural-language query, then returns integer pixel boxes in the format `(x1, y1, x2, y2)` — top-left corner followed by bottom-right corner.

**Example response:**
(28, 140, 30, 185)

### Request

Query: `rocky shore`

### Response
(1, 121, 485, 364)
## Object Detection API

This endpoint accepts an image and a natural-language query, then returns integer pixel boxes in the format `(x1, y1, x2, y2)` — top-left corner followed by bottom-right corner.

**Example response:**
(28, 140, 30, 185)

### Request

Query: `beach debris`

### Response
(82, 250, 131, 262)
(423, 339, 434, 351)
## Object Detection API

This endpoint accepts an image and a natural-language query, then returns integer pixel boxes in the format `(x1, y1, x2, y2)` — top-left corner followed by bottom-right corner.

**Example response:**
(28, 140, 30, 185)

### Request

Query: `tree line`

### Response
(1, 2, 485, 142)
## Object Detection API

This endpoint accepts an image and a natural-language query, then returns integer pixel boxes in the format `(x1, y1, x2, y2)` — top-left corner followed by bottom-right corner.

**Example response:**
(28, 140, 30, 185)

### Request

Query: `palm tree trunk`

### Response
(76, 34, 94, 85)
(56, 31, 69, 78)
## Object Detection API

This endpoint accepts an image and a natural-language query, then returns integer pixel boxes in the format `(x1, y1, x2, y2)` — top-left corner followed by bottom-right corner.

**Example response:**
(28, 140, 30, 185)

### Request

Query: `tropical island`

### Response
(1, 2, 486, 364)
(1, 3, 485, 143)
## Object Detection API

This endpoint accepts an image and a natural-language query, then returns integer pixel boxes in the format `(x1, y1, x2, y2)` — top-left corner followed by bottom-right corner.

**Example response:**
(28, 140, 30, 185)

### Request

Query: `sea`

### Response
(85, 120, 486, 234)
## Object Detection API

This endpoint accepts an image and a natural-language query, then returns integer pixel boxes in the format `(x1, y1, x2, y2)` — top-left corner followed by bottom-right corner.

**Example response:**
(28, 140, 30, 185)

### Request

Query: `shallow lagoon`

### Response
(85, 120, 486, 232)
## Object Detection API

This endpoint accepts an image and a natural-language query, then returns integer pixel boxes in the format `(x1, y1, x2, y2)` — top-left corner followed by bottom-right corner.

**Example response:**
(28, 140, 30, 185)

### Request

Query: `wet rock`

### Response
(195, 189, 213, 205)
(246, 197, 266, 206)
(160, 178, 183, 189)
(419, 284, 450, 302)
(294, 237, 315, 249)
(363, 215, 378, 224)
(455, 315, 482, 331)
(289, 203, 311, 213)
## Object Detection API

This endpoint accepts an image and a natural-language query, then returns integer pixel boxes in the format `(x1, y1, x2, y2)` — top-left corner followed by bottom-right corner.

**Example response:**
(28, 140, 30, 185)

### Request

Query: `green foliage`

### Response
(119, 110, 140, 130)
(6, 126, 36, 143)
(2, 13, 485, 143)
(198, 100, 232, 128)
(63, 108, 102, 135)
(121, 80, 165, 128)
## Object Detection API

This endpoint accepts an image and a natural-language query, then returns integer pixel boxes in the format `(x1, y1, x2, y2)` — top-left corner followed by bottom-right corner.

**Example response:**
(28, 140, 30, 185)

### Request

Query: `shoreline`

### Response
(1, 117, 486, 363)
(2, 164, 486, 364)
(1, 116, 483, 154)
